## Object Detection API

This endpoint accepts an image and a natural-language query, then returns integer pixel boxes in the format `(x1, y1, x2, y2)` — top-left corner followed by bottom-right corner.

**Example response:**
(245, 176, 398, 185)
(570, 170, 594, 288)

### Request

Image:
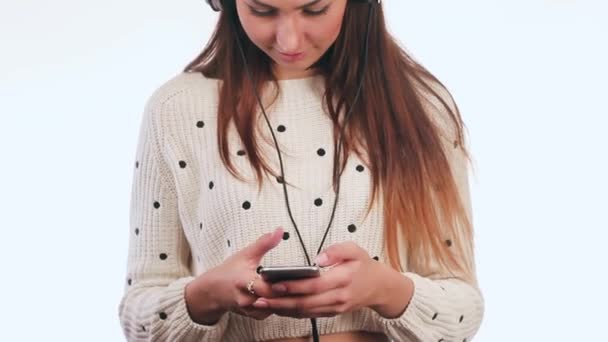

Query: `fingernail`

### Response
(272, 284, 286, 293)
(253, 299, 268, 308)
(315, 253, 328, 266)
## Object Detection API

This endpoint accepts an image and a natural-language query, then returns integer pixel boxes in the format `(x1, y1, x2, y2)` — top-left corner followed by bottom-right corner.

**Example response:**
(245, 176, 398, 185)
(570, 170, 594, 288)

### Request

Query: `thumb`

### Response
(242, 227, 284, 261)
(314, 241, 364, 267)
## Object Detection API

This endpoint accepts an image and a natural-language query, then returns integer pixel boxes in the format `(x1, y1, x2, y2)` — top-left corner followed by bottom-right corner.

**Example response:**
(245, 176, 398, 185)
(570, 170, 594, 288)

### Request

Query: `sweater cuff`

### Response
(163, 277, 230, 339)
(369, 272, 436, 339)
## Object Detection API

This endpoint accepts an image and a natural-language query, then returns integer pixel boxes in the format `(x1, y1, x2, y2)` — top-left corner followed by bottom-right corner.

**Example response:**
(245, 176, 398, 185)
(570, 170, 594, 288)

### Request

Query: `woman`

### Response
(118, 0, 485, 341)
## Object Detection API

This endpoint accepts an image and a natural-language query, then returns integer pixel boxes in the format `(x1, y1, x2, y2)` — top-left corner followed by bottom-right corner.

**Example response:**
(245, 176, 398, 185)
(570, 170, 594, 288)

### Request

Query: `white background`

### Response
(1, 0, 606, 340)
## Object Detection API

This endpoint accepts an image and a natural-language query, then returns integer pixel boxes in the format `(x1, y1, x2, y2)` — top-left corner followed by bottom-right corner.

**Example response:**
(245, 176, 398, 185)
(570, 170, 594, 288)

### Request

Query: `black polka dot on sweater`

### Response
(277, 125, 286, 132)
(317, 148, 326, 156)
(199, 223, 203, 230)
(242, 201, 251, 210)
(141, 325, 146, 332)
(314, 198, 323, 206)
(179, 160, 187, 168)
(127, 278, 132, 286)
(227, 239, 231, 247)
(459, 315, 464, 323)
(283, 232, 290, 240)
(445, 239, 453, 247)
(196, 120, 205, 128)
(432, 313, 438, 320)
(159, 312, 167, 320)
(356, 165, 364, 172)
(209, 181, 214, 189)
(153, 201, 160, 209)
(347, 224, 357, 233)
(237, 150, 246, 156)
(438, 339, 444, 342)
(372, 256, 379, 261)
(276, 176, 284, 184)
(135, 161, 139, 168)
(135, 228, 139, 235)
(159, 253, 168, 260)
(463, 339, 467, 342)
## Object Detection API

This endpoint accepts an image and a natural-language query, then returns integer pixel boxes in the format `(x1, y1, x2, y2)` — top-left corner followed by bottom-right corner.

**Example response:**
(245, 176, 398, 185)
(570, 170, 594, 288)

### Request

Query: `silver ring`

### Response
(246, 274, 260, 296)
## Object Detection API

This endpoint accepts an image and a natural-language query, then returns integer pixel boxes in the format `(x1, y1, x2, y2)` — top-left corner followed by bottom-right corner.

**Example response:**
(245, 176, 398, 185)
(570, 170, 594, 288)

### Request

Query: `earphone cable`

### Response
(229, 3, 376, 341)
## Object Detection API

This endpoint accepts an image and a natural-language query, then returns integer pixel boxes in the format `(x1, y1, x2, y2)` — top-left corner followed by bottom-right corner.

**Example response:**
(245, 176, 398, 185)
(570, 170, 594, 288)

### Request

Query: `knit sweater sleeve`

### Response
(118, 86, 229, 341)
(369, 79, 485, 342)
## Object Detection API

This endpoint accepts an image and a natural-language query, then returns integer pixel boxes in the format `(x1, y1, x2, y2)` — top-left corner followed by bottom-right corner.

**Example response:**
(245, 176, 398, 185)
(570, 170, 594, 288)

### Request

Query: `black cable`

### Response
(230, 2, 376, 341)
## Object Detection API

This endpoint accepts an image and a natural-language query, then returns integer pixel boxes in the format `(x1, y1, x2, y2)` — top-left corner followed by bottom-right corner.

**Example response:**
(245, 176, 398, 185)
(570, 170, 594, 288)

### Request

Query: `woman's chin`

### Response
(272, 62, 317, 79)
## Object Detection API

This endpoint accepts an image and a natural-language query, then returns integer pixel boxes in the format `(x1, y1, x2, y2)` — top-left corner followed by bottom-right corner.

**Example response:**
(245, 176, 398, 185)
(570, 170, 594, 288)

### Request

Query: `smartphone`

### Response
(258, 265, 321, 283)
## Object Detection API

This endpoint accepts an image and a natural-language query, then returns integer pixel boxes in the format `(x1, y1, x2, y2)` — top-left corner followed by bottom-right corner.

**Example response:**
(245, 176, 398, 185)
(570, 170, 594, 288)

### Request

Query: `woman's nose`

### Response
(275, 18, 301, 53)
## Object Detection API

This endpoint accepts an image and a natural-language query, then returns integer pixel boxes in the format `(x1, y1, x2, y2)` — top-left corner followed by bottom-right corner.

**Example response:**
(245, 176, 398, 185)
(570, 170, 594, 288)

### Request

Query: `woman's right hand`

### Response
(185, 227, 285, 323)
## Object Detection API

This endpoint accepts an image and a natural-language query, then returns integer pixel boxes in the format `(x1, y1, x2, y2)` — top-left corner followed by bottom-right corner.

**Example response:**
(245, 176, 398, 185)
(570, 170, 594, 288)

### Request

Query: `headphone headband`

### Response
(205, 0, 380, 12)
(206, 0, 222, 12)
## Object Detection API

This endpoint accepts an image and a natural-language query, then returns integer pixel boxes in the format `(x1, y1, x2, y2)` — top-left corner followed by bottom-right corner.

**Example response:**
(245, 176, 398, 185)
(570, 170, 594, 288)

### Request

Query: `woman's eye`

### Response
(248, 6, 330, 17)
(249, 8, 275, 17)
(303, 6, 329, 16)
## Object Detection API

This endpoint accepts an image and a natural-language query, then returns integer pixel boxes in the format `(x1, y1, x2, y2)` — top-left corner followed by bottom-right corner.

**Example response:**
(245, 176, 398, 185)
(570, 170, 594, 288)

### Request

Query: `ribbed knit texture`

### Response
(118, 71, 484, 341)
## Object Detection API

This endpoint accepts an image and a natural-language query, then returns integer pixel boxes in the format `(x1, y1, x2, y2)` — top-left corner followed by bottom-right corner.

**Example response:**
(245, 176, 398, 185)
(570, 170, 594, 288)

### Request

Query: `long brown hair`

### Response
(184, 0, 477, 285)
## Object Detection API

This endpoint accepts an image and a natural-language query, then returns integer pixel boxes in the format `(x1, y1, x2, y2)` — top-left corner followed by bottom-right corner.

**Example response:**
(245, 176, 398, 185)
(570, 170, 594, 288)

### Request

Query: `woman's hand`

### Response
(250, 241, 392, 319)
(186, 227, 286, 323)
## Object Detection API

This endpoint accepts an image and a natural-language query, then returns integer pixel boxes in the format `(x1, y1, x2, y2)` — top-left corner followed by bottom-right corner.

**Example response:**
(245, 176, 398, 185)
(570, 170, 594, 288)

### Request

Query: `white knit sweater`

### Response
(118, 71, 485, 341)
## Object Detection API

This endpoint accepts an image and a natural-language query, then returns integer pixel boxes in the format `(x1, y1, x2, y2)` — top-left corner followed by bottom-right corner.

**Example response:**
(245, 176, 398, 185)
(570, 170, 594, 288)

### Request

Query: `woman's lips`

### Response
(278, 51, 305, 62)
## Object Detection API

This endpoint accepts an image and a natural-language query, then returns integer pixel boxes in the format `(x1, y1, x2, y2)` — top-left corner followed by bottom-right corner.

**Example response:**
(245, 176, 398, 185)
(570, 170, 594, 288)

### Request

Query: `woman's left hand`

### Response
(251, 241, 389, 318)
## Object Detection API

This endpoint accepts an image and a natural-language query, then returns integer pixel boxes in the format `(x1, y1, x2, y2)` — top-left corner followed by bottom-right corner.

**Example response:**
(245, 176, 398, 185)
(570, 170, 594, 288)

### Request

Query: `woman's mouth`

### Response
(277, 51, 305, 62)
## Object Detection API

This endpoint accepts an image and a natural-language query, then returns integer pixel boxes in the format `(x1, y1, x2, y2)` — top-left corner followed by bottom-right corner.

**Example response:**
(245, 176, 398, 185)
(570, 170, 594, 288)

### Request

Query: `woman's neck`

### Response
(273, 66, 320, 80)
